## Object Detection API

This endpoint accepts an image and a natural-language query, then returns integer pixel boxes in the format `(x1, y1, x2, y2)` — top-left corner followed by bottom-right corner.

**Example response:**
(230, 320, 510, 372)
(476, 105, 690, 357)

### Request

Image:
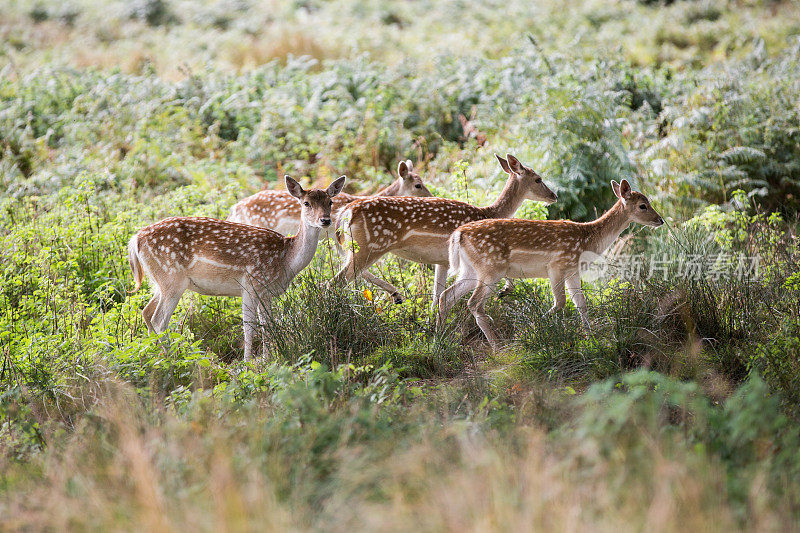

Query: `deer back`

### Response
(343, 196, 488, 251)
(136, 217, 290, 280)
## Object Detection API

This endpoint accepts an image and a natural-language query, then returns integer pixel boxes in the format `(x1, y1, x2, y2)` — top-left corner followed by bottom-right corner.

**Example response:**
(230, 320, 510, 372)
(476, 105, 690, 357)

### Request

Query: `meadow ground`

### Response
(2, 0, 800, 529)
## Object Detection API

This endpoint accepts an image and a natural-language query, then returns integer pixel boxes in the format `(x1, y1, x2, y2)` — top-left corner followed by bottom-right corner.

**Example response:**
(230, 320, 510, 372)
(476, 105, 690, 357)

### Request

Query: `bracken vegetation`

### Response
(2, 0, 800, 529)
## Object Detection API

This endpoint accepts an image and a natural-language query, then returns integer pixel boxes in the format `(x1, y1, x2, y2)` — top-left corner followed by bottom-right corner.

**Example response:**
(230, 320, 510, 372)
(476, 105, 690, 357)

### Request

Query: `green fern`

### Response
(719, 146, 767, 167)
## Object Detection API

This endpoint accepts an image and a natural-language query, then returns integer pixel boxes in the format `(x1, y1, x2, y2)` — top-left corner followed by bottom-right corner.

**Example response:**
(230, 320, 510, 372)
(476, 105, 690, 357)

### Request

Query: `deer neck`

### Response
(335, 192, 359, 204)
(375, 180, 400, 196)
(286, 219, 322, 275)
(481, 176, 526, 219)
(587, 200, 632, 254)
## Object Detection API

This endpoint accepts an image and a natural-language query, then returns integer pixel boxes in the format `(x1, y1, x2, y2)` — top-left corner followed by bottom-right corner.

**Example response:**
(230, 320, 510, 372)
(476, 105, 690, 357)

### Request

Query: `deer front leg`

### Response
(241, 290, 259, 362)
(430, 264, 448, 311)
(547, 268, 566, 315)
(564, 271, 591, 329)
(467, 281, 500, 349)
(255, 293, 272, 359)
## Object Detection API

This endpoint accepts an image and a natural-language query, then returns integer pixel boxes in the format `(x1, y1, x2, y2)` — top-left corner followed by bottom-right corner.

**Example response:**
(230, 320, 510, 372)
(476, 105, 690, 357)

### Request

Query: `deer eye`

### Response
(304, 201, 310, 207)
(415, 184, 422, 189)
(639, 204, 647, 210)
(535, 178, 542, 183)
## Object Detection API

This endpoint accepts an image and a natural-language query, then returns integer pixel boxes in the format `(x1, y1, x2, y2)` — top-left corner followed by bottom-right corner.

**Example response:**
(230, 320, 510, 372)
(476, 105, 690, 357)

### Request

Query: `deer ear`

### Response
(327, 175, 347, 197)
(506, 154, 524, 174)
(611, 180, 630, 204)
(611, 180, 621, 198)
(496, 153, 511, 174)
(459, 114, 468, 126)
(285, 175, 305, 199)
(405, 160, 414, 171)
(619, 179, 632, 199)
(398, 161, 409, 179)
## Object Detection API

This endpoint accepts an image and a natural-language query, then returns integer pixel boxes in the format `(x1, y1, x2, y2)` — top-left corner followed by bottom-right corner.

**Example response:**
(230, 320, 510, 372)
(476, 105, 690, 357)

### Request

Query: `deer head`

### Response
(611, 179, 664, 227)
(397, 160, 432, 197)
(285, 175, 346, 228)
(496, 153, 558, 204)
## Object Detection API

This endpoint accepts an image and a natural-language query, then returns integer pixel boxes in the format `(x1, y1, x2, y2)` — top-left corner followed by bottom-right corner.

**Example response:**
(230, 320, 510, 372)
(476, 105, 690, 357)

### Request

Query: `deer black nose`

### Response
(321, 218, 332, 227)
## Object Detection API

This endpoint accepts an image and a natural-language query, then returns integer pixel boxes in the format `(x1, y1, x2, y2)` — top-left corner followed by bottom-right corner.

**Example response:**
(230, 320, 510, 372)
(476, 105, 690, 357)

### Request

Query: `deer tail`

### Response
(448, 229, 462, 277)
(127, 234, 143, 294)
(226, 201, 243, 223)
(333, 206, 353, 257)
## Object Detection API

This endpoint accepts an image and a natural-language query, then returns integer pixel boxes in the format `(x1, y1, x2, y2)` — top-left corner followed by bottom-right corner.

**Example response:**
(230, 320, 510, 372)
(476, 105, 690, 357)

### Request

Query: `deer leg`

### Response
(142, 292, 160, 333)
(255, 294, 272, 359)
(332, 248, 404, 303)
(437, 278, 478, 329)
(430, 264, 448, 311)
(497, 279, 515, 298)
(150, 290, 183, 334)
(331, 247, 369, 285)
(467, 280, 501, 349)
(547, 269, 566, 315)
(361, 271, 405, 304)
(564, 271, 591, 329)
(241, 290, 258, 362)
(146, 289, 183, 354)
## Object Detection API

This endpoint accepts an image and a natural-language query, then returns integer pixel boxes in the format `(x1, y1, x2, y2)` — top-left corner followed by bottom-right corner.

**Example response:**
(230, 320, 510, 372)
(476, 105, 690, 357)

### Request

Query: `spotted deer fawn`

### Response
(128, 175, 346, 361)
(228, 161, 432, 293)
(438, 179, 664, 348)
(227, 161, 431, 234)
(331, 154, 558, 308)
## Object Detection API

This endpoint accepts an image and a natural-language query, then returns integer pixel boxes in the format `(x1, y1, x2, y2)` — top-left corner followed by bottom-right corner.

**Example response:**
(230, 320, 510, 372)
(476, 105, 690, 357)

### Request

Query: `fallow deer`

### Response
(227, 160, 431, 235)
(128, 175, 346, 361)
(228, 161, 432, 293)
(331, 154, 558, 308)
(437, 179, 664, 348)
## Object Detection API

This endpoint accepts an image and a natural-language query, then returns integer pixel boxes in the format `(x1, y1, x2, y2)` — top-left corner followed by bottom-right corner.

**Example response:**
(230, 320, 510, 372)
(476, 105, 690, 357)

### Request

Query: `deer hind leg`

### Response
(331, 246, 369, 285)
(145, 288, 183, 354)
(142, 292, 160, 333)
(547, 268, 566, 315)
(437, 277, 478, 329)
(430, 264, 448, 311)
(149, 284, 184, 334)
(361, 271, 404, 304)
(142, 271, 188, 334)
(332, 246, 404, 303)
(467, 279, 501, 349)
(564, 270, 591, 329)
(497, 279, 515, 298)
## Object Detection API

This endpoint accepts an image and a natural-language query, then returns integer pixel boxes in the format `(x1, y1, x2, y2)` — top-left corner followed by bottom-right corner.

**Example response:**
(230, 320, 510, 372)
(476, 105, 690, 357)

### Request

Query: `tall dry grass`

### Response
(1, 378, 791, 532)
